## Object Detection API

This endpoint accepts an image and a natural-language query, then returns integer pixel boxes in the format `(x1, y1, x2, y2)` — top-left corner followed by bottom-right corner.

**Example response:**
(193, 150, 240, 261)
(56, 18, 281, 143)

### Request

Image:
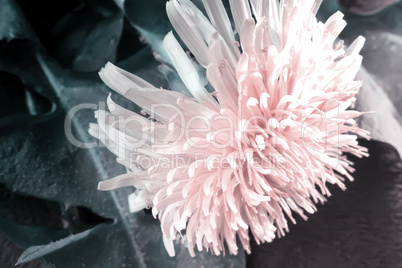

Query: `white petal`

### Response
(163, 31, 219, 109)
(346, 36, 365, 56)
(100, 62, 187, 121)
(311, 0, 323, 15)
(98, 172, 147, 191)
(163, 235, 176, 257)
(268, 0, 281, 49)
(105, 62, 154, 88)
(209, 32, 237, 69)
(203, 0, 239, 58)
(207, 63, 237, 110)
(106, 94, 135, 118)
(128, 192, 147, 213)
(179, 0, 216, 44)
(166, 0, 210, 67)
(95, 109, 151, 152)
(228, 0, 252, 36)
(250, 0, 269, 21)
(324, 11, 347, 43)
(88, 123, 100, 139)
(240, 18, 256, 54)
(99, 62, 153, 92)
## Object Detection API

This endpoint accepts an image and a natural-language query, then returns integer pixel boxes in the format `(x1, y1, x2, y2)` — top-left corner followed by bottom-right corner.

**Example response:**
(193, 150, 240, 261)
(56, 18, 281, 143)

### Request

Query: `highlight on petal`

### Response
(128, 191, 148, 213)
(91, 0, 370, 257)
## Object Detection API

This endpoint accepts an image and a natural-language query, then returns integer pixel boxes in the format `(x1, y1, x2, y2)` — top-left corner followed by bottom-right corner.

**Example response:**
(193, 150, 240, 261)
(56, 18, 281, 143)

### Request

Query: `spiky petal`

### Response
(90, 0, 369, 257)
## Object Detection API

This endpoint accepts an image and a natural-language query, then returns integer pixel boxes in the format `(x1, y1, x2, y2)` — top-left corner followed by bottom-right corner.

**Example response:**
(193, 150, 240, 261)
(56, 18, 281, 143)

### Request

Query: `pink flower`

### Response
(89, 0, 369, 257)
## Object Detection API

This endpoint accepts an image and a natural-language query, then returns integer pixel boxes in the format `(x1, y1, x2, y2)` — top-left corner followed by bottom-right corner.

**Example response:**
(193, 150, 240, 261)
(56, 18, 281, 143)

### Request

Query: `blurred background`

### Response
(0, 0, 402, 267)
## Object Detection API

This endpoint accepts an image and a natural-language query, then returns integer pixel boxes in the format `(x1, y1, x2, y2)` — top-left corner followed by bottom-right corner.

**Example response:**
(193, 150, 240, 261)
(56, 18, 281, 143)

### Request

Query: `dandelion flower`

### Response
(89, 0, 370, 257)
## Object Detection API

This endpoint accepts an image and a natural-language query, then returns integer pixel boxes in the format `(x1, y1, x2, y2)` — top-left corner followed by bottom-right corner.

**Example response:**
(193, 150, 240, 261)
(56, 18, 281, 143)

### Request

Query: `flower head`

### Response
(90, 0, 369, 257)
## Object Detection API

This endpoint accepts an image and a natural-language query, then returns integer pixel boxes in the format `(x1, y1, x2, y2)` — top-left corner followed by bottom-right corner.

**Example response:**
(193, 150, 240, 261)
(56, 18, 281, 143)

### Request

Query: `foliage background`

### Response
(1, 0, 402, 267)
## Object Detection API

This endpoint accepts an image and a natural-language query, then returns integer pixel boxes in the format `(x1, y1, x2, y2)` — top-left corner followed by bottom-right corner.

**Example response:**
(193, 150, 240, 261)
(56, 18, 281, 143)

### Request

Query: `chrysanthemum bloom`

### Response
(89, 0, 370, 257)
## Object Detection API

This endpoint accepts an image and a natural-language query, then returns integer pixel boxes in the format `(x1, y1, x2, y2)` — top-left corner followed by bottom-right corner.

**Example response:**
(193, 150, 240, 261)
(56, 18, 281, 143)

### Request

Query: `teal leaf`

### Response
(46, 8, 124, 72)
(0, 0, 39, 42)
(0, 216, 69, 250)
(16, 224, 103, 266)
